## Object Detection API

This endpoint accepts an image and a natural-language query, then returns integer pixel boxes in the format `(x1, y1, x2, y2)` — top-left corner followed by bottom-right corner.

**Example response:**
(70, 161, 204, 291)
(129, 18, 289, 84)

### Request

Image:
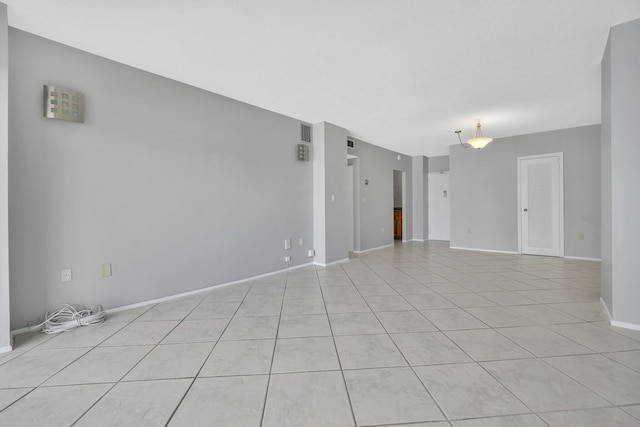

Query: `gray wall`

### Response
(603, 18, 640, 326)
(601, 36, 613, 314)
(0, 3, 9, 350)
(450, 125, 601, 258)
(428, 155, 449, 173)
(8, 30, 314, 329)
(349, 138, 413, 250)
(411, 156, 427, 241)
(313, 122, 348, 265)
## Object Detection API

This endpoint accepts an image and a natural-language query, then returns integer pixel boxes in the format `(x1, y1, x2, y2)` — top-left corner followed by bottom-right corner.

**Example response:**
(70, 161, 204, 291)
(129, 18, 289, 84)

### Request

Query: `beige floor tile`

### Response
(356, 284, 398, 296)
(235, 299, 282, 317)
(421, 308, 489, 331)
(75, 379, 191, 427)
(497, 326, 594, 357)
(604, 350, 640, 372)
(540, 407, 640, 427)
(136, 300, 199, 321)
(445, 329, 533, 361)
(442, 293, 497, 308)
(0, 384, 111, 427)
(415, 363, 529, 420)
(549, 323, 640, 353)
(0, 388, 31, 411)
(482, 359, 609, 412)
(335, 334, 407, 369)
(544, 354, 640, 405)
(329, 312, 385, 335)
(184, 301, 240, 320)
(263, 371, 354, 427)
(124, 342, 213, 380)
(405, 293, 457, 310)
(325, 297, 371, 314)
(506, 304, 582, 325)
(219, 316, 279, 340)
(45, 345, 152, 385)
(100, 320, 179, 346)
(169, 376, 268, 427)
(622, 405, 640, 420)
(365, 295, 415, 312)
(465, 307, 536, 328)
(199, 339, 274, 376)
(161, 318, 229, 343)
(278, 314, 331, 338)
(376, 310, 438, 333)
(272, 337, 339, 373)
(344, 367, 444, 425)
(452, 414, 547, 426)
(392, 332, 471, 365)
(281, 298, 326, 315)
(0, 348, 89, 388)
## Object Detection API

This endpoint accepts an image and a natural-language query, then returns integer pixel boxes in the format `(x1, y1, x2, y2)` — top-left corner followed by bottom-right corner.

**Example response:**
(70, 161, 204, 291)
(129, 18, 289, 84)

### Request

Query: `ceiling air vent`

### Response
(347, 140, 354, 148)
(301, 124, 312, 143)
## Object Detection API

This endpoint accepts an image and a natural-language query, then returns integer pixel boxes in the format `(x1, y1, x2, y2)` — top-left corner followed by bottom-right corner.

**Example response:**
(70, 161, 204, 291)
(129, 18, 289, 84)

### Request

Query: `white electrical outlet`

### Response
(299, 238, 304, 246)
(284, 256, 291, 262)
(61, 268, 72, 282)
(308, 249, 315, 257)
(284, 239, 291, 250)
(101, 263, 112, 277)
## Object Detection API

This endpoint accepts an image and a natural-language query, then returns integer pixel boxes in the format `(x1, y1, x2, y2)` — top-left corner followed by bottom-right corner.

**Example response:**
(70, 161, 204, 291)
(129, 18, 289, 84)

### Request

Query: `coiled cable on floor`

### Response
(30, 304, 107, 334)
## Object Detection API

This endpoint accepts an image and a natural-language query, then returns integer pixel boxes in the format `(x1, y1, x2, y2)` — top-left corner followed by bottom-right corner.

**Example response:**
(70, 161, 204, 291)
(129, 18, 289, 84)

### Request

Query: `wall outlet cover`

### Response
(101, 263, 112, 277)
(61, 268, 72, 282)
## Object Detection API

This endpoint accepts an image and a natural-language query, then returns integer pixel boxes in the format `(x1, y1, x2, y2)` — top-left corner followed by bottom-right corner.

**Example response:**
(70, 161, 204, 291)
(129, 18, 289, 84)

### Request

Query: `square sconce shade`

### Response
(44, 85, 84, 123)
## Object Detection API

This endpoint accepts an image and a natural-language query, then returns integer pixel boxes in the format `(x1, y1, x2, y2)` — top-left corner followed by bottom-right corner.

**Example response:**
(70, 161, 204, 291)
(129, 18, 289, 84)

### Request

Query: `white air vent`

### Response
(301, 124, 312, 143)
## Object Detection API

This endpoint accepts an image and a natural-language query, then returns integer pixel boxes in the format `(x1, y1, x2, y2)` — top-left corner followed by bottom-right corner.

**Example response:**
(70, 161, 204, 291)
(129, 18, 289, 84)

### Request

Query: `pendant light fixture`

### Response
(455, 121, 493, 150)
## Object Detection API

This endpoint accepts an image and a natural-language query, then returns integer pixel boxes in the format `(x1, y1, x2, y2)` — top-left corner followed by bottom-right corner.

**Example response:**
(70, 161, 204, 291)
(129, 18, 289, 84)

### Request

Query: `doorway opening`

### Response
(393, 170, 406, 241)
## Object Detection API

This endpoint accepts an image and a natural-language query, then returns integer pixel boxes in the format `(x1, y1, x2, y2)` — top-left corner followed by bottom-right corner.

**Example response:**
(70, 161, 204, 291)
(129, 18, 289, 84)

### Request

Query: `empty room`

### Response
(1, 1, 640, 426)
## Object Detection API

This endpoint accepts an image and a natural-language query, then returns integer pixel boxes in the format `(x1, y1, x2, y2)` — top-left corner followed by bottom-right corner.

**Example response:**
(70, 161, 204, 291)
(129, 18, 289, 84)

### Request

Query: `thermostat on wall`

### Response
(43, 85, 84, 123)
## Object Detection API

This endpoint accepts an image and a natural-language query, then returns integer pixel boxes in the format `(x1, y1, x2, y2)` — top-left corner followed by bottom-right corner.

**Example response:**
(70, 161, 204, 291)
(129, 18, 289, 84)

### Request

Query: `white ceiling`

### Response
(5, 1, 640, 156)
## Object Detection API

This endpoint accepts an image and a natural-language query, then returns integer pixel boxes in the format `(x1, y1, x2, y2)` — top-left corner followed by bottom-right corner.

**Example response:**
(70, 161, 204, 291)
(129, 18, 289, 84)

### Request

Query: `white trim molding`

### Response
(564, 256, 602, 262)
(12, 261, 315, 336)
(314, 258, 349, 267)
(450, 246, 518, 255)
(611, 320, 640, 332)
(600, 298, 612, 322)
(352, 243, 394, 254)
(0, 345, 11, 354)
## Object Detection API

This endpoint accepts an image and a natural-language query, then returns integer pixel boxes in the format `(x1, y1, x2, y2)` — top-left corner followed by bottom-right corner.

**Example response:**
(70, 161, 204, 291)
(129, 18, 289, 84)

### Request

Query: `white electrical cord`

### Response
(29, 304, 107, 334)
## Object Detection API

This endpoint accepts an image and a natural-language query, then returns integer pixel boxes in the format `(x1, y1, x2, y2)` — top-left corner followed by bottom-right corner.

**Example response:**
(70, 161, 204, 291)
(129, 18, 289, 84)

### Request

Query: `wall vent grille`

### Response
(347, 140, 354, 148)
(301, 124, 312, 143)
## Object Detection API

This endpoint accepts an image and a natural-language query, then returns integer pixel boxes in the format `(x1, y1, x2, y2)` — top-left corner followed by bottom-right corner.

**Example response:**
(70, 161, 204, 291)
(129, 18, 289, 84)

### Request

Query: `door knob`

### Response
(523, 208, 528, 212)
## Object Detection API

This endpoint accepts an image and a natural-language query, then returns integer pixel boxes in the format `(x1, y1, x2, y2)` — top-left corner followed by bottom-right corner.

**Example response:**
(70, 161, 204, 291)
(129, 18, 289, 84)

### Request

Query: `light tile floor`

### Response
(1, 241, 640, 426)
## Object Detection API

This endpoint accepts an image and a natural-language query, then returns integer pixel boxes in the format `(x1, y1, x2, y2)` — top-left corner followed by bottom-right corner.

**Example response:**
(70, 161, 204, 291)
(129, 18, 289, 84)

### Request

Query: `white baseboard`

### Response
(353, 244, 394, 254)
(599, 298, 640, 331)
(600, 298, 612, 322)
(411, 239, 426, 242)
(11, 261, 315, 336)
(565, 256, 602, 262)
(450, 246, 518, 255)
(314, 258, 349, 267)
(0, 345, 12, 354)
(611, 320, 640, 331)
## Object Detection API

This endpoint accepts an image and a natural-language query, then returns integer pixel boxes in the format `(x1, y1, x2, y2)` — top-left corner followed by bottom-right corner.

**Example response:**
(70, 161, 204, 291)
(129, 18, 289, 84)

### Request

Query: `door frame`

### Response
(517, 152, 564, 256)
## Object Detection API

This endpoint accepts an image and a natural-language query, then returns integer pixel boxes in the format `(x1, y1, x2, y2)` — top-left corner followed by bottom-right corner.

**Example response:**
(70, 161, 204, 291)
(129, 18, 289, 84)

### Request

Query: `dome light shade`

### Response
(455, 121, 493, 150)
(467, 122, 493, 149)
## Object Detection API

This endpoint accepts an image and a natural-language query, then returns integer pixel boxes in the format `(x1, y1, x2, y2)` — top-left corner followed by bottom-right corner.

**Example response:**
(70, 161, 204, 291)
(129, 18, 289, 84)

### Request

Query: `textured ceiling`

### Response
(5, 0, 640, 156)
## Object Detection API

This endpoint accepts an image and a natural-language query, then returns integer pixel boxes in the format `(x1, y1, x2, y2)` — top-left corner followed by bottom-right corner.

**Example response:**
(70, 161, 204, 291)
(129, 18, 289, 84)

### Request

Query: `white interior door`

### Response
(518, 153, 563, 256)
(428, 172, 450, 241)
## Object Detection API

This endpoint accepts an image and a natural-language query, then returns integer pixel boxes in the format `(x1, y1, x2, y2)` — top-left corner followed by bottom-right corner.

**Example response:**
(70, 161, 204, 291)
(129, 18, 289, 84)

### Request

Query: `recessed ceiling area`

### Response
(5, 0, 640, 156)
